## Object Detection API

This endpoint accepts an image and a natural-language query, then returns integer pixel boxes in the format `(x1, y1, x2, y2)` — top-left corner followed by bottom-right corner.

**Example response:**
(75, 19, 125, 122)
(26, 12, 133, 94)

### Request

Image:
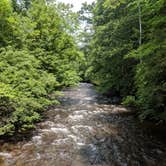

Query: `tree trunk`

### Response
(138, 2, 142, 46)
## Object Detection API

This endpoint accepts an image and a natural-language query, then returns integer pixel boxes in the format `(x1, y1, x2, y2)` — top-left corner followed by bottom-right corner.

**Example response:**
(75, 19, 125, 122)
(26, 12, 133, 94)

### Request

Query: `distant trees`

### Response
(0, 0, 82, 136)
(11, 0, 31, 12)
(78, 2, 95, 80)
(83, 0, 166, 122)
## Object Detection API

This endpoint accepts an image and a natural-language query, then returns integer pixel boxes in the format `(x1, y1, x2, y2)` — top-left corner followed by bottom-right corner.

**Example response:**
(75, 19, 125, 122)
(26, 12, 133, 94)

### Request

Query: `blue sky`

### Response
(56, 0, 95, 11)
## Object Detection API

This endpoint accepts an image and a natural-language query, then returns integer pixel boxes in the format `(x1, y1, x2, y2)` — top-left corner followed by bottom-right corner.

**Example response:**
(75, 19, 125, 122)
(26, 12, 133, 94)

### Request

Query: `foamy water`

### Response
(0, 83, 165, 166)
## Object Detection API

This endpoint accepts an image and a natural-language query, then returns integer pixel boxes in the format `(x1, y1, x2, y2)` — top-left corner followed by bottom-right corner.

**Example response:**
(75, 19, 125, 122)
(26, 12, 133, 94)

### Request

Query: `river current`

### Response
(0, 83, 166, 166)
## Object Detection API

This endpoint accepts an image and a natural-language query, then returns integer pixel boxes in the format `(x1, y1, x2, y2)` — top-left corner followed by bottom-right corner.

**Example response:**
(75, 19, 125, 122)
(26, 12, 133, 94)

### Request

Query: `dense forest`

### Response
(0, 0, 165, 138)
(80, 0, 166, 122)
(0, 0, 83, 136)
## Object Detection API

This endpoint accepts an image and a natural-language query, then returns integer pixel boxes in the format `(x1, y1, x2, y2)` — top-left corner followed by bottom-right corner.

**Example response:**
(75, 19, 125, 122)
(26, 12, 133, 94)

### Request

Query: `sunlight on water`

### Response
(0, 83, 165, 166)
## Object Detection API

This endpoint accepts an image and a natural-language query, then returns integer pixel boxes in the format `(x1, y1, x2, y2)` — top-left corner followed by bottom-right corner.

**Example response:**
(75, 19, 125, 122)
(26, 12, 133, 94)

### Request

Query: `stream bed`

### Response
(0, 83, 166, 166)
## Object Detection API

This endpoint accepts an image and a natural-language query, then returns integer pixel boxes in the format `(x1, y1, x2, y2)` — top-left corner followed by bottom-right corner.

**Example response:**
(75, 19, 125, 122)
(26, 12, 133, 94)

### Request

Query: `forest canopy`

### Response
(0, 0, 83, 136)
(80, 0, 166, 122)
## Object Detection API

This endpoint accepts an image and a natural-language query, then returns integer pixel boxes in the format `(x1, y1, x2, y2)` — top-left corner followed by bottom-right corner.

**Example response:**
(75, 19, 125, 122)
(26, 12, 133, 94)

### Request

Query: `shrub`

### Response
(122, 96, 138, 107)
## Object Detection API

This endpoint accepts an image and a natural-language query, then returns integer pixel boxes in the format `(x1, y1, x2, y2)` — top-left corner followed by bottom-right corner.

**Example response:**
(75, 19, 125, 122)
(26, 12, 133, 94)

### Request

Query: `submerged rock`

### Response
(0, 83, 165, 166)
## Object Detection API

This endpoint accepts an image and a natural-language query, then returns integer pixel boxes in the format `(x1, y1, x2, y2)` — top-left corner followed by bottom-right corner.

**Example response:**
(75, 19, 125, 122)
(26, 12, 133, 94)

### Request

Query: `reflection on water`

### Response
(0, 83, 166, 166)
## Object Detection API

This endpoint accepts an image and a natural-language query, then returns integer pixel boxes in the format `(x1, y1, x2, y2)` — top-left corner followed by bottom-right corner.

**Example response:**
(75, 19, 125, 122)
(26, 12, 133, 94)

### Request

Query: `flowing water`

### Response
(0, 83, 166, 166)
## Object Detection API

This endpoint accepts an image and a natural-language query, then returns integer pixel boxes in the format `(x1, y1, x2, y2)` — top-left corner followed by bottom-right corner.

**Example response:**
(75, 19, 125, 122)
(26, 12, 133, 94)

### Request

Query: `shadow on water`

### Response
(78, 108, 166, 166)
(0, 83, 166, 166)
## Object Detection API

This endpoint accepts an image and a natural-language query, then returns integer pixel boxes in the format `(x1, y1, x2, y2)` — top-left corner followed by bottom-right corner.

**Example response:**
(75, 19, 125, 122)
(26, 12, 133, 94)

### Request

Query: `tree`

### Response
(0, 0, 13, 47)
(0, 0, 82, 136)
(87, 0, 138, 96)
(85, 0, 166, 122)
(78, 2, 95, 80)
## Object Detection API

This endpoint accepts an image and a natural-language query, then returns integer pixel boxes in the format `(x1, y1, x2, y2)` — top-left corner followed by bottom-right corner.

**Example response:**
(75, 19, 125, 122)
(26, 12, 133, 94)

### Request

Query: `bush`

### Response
(135, 43, 166, 121)
(0, 0, 83, 136)
(0, 47, 59, 136)
(122, 96, 138, 107)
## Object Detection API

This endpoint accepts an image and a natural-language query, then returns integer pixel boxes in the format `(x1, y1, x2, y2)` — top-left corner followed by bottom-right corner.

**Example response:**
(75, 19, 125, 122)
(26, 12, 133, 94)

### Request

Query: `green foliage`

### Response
(135, 44, 166, 121)
(77, 2, 95, 81)
(84, 0, 166, 122)
(0, 47, 57, 136)
(0, 0, 13, 47)
(0, 0, 81, 136)
(87, 0, 138, 96)
(133, 0, 166, 121)
(26, 0, 81, 86)
(122, 96, 138, 107)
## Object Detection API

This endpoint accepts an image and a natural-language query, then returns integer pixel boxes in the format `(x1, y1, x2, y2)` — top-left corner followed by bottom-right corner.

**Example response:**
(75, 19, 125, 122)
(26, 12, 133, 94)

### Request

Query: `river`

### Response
(0, 83, 166, 166)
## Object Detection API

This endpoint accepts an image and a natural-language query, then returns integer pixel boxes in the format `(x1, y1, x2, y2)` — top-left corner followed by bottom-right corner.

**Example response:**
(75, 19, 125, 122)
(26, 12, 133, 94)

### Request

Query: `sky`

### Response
(56, 0, 95, 12)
